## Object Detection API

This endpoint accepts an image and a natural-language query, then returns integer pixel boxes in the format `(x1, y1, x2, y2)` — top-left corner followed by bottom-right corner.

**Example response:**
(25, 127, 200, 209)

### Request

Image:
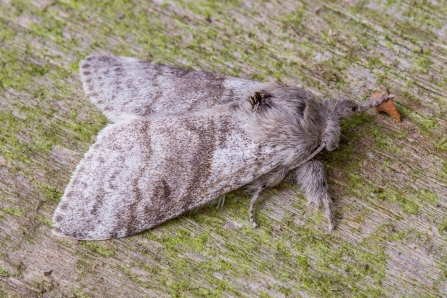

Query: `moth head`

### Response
(322, 92, 394, 151)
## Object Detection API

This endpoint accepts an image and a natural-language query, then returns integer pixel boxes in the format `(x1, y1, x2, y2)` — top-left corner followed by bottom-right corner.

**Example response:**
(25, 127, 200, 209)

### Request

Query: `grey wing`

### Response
(52, 115, 280, 240)
(80, 55, 273, 122)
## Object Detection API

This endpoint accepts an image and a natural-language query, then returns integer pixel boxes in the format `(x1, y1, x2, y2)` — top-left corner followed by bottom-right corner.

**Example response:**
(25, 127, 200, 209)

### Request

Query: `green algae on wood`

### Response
(1, 0, 447, 297)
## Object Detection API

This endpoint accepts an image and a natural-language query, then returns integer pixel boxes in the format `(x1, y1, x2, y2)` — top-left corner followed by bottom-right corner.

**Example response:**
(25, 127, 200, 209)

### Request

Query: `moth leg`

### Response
(294, 159, 334, 233)
(248, 167, 289, 228)
(249, 188, 262, 228)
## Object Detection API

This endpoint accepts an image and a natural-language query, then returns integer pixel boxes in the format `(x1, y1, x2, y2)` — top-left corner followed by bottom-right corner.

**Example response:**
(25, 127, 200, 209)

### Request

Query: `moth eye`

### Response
(351, 106, 357, 112)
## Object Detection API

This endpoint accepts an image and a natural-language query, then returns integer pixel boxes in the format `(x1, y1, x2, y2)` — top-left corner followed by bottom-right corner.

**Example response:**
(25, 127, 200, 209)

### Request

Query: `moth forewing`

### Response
(52, 105, 285, 240)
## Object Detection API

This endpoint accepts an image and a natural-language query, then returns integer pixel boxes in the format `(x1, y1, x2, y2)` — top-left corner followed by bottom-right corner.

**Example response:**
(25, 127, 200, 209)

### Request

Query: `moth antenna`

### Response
(326, 91, 395, 119)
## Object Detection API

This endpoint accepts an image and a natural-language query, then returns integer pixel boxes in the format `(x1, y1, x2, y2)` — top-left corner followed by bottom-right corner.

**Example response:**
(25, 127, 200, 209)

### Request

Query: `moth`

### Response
(52, 55, 394, 240)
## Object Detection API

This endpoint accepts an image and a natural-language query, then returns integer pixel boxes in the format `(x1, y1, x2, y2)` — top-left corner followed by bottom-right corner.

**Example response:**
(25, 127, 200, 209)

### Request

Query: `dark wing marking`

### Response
(80, 55, 274, 122)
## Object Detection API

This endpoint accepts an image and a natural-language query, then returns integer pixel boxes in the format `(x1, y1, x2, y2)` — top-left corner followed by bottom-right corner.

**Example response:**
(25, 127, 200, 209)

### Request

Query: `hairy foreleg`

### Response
(294, 160, 334, 233)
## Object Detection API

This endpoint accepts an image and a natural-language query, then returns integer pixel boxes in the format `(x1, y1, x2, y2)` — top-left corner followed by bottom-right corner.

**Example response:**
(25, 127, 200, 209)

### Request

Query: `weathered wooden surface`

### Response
(1, 0, 447, 297)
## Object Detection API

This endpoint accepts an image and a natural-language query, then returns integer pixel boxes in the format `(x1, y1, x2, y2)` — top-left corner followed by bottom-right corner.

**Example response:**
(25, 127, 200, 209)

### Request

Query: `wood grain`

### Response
(1, 0, 446, 297)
